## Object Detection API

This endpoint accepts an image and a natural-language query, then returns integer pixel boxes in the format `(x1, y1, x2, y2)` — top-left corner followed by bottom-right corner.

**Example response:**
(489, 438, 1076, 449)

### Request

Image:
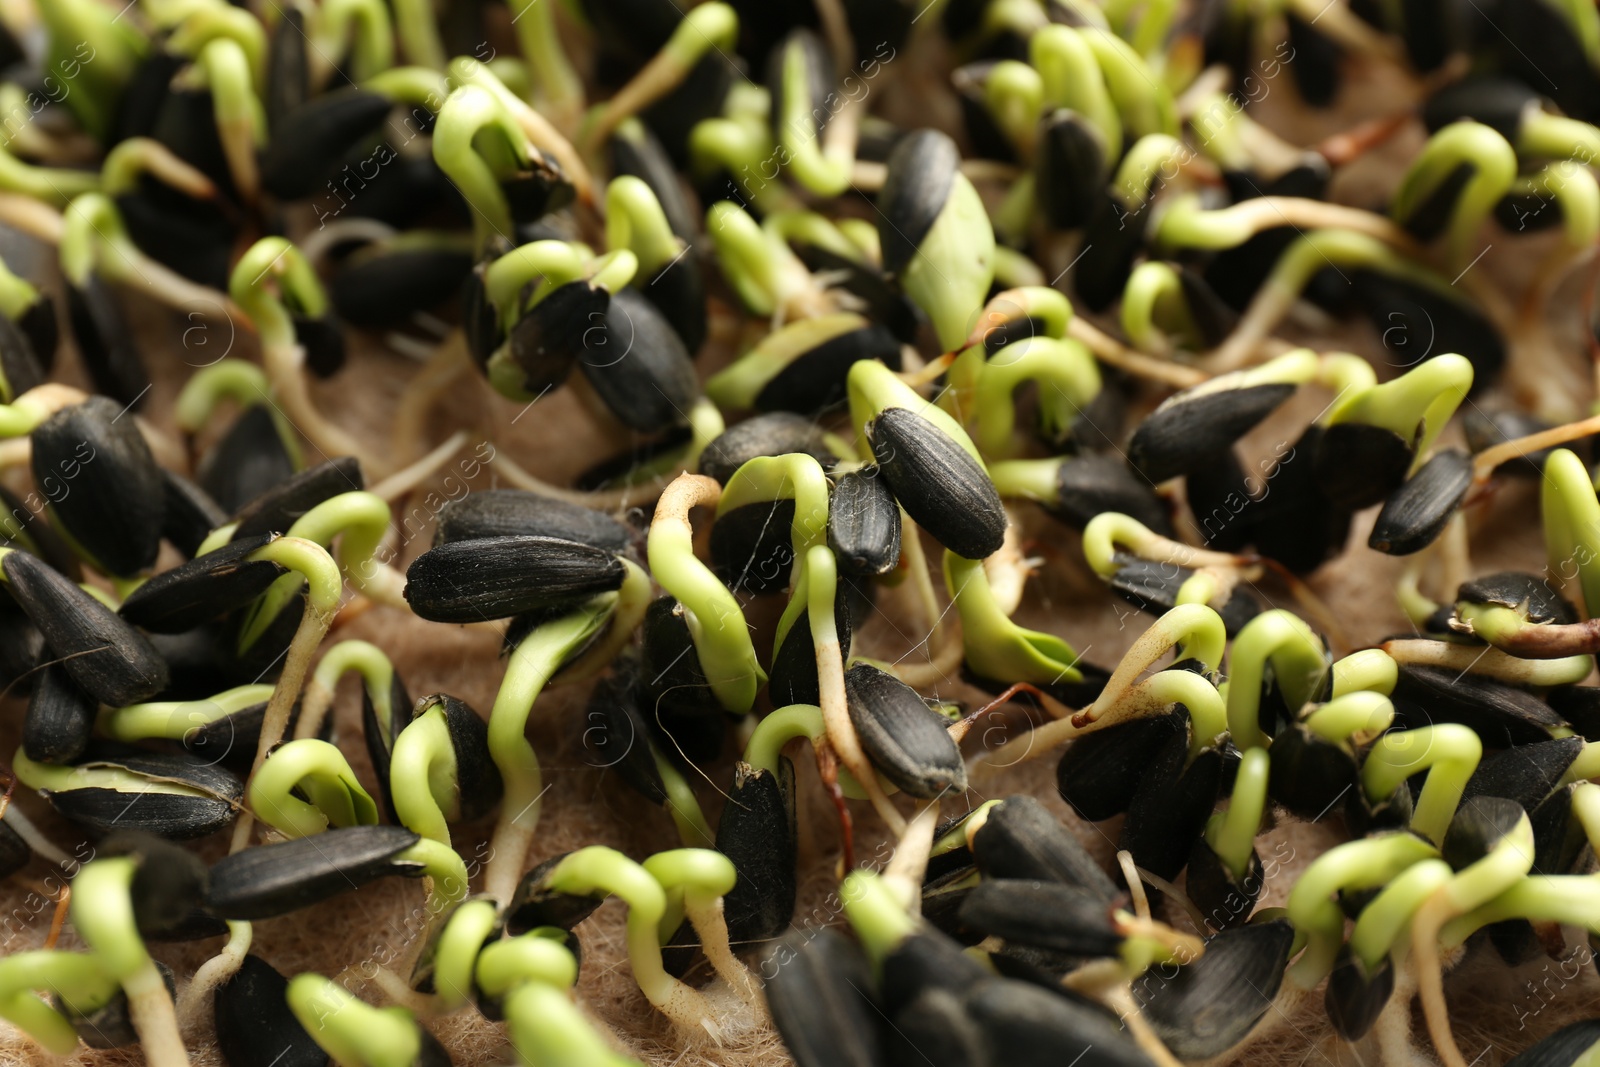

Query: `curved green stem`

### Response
(647, 474, 765, 713)
(1542, 447, 1600, 618)
(312, 0, 395, 81)
(840, 869, 916, 966)
(1225, 610, 1327, 750)
(432, 85, 531, 254)
(430, 898, 501, 1011)
(286, 974, 425, 1067)
(397, 838, 472, 916)
(1392, 122, 1517, 270)
(542, 847, 716, 1031)
(100, 683, 276, 742)
(944, 550, 1081, 684)
(1030, 26, 1122, 157)
(230, 237, 329, 348)
(298, 639, 396, 743)
(1347, 858, 1453, 971)
(1303, 691, 1394, 744)
(72, 857, 190, 1067)
(1361, 724, 1482, 846)
(482, 595, 619, 905)
(248, 737, 379, 838)
(1206, 746, 1268, 882)
(1285, 832, 1438, 988)
(605, 176, 684, 278)
(971, 336, 1101, 456)
(0, 951, 120, 1055)
(1324, 354, 1474, 468)
(718, 452, 831, 563)
(390, 702, 458, 844)
(1329, 648, 1398, 697)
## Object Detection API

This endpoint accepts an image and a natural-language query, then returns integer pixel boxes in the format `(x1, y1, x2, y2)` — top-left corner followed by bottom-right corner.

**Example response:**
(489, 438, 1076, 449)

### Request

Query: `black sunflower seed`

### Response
(1285, 11, 1341, 105)
(966, 973, 1153, 1067)
(0, 817, 28, 879)
(1186, 449, 1258, 553)
(1392, 664, 1564, 746)
(117, 180, 235, 290)
(1352, 274, 1505, 386)
(33, 395, 164, 576)
(0, 313, 44, 401)
(639, 595, 721, 717)
(1119, 706, 1223, 881)
(362, 667, 414, 824)
(17, 293, 58, 375)
(504, 852, 606, 933)
(577, 286, 698, 433)
(709, 499, 796, 594)
(1034, 110, 1108, 230)
(434, 490, 633, 552)
(767, 588, 852, 707)
(1076, 188, 1153, 314)
(1368, 448, 1471, 555)
(1504, 1017, 1600, 1066)
(100, 829, 210, 934)
(65, 277, 150, 409)
(1184, 834, 1263, 930)
(215, 955, 327, 1067)
(265, 8, 309, 131)
(232, 457, 364, 540)
(764, 928, 884, 1067)
(197, 405, 297, 515)
(1129, 382, 1296, 484)
(499, 280, 609, 397)
(208, 825, 423, 920)
(1442, 795, 1530, 871)
(634, 245, 708, 356)
(1530, 787, 1584, 876)
(1057, 712, 1184, 822)
(759, 320, 903, 416)
(292, 312, 346, 379)
(1421, 76, 1533, 140)
(1458, 571, 1578, 626)
(766, 29, 833, 145)
(0, 594, 43, 694)
(1105, 554, 1262, 634)
(57, 963, 176, 1048)
(869, 407, 1005, 560)
(3, 550, 168, 705)
(22, 661, 98, 765)
(328, 246, 475, 330)
(1143, 919, 1295, 1058)
(958, 879, 1123, 956)
(970, 795, 1117, 900)
(44, 744, 241, 840)
(829, 467, 902, 578)
(1266, 722, 1360, 819)
(119, 535, 285, 633)
(404, 535, 624, 622)
(1313, 422, 1414, 511)
(504, 149, 575, 227)
(698, 413, 835, 484)
(885, 985, 986, 1067)
(1325, 942, 1396, 1041)
(880, 927, 991, 1011)
(162, 469, 229, 559)
(1462, 736, 1583, 814)
(1397, 162, 1475, 242)
(877, 128, 959, 277)
(844, 663, 966, 798)
(717, 759, 798, 947)
(260, 88, 394, 200)
(585, 672, 668, 804)
(1549, 685, 1600, 741)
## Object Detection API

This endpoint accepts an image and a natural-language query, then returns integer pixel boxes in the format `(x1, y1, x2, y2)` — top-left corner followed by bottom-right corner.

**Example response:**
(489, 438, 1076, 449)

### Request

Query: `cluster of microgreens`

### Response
(6, 0, 1600, 1066)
